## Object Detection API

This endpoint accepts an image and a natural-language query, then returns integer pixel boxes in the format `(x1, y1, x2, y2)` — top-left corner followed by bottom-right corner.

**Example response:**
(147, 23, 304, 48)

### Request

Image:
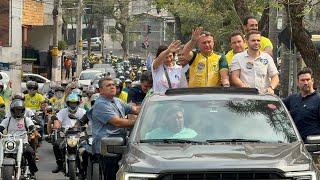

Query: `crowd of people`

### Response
(0, 15, 319, 179)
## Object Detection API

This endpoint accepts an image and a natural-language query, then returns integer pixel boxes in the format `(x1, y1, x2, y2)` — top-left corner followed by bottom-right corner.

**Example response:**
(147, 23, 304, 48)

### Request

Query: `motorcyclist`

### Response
(0, 99, 38, 177)
(24, 81, 45, 111)
(75, 93, 99, 179)
(51, 93, 86, 173)
(114, 78, 128, 102)
(10, 92, 35, 118)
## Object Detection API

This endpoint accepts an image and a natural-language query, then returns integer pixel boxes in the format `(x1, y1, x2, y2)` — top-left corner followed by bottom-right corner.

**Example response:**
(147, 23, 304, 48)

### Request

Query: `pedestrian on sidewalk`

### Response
(64, 56, 72, 80)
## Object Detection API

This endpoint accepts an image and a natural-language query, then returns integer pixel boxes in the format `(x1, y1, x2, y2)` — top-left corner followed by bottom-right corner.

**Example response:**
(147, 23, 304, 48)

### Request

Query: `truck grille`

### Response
(156, 171, 291, 180)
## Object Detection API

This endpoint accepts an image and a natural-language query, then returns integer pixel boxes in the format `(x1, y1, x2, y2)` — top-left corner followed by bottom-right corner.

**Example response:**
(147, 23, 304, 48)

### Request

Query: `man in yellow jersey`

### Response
(225, 31, 246, 65)
(243, 16, 273, 56)
(24, 81, 45, 111)
(181, 27, 230, 87)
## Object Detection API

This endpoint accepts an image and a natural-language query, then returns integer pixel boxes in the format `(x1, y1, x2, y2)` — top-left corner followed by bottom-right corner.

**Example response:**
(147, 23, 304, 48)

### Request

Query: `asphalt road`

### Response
(36, 141, 67, 180)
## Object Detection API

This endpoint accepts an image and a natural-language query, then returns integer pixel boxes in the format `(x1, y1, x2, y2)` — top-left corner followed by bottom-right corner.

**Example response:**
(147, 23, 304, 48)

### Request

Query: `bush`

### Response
(58, 40, 68, 50)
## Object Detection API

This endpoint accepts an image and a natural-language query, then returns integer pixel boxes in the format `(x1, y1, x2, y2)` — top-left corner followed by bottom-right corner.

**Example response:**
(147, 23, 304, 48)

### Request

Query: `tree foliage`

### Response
(154, 0, 268, 51)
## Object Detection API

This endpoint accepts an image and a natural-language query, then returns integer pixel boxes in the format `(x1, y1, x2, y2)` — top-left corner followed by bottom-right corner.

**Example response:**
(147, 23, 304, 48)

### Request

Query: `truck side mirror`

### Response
(100, 137, 126, 156)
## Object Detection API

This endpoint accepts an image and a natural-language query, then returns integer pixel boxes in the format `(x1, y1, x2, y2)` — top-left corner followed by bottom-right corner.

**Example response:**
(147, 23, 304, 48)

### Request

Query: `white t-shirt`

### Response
(152, 64, 189, 94)
(57, 108, 86, 129)
(0, 116, 34, 143)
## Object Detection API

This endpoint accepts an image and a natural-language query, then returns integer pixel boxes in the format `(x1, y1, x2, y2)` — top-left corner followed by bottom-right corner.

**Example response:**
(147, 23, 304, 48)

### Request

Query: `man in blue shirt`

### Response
(283, 68, 320, 142)
(88, 77, 140, 179)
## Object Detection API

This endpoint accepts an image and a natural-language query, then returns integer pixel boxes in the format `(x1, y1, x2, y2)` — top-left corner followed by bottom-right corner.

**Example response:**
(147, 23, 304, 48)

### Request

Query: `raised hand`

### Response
(191, 27, 203, 42)
(168, 40, 181, 53)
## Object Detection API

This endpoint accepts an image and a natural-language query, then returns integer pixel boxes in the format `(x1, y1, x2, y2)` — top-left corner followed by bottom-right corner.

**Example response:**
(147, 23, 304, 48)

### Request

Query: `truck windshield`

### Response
(139, 99, 298, 143)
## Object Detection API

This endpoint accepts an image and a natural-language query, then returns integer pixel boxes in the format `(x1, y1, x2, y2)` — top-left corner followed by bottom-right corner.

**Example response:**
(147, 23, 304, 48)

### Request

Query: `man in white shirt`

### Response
(230, 30, 279, 94)
(51, 93, 86, 173)
(0, 99, 38, 177)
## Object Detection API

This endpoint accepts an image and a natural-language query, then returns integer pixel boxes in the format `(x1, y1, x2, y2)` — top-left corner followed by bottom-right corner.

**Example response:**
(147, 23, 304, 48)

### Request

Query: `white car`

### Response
(0, 72, 10, 84)
(21, 73, 50, 93)
(83, 37, 101, 51)
(78, 69, 102, 89)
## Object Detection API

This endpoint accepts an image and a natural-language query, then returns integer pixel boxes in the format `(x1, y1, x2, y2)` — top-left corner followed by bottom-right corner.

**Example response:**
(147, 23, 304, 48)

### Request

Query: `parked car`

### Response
(101, 87, 320, 180)
(78, 69, 102, 90)
(21, 73, 50, 93)
(83, 37, 101, 51)
(92, 63, 116, 78)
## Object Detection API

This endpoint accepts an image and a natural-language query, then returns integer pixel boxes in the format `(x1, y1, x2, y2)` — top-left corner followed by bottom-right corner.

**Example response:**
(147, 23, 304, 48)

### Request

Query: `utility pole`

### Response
(76, 0, 83, 77)
(52, 0, 60, 81)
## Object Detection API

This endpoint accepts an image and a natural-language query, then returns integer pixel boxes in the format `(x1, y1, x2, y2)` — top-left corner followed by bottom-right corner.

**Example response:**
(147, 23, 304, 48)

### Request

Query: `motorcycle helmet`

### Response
(11, 92, 25, 101)
(86, 85, 95, 95)
(54, 85, 65, 99)
(26, 81, 38, 90)
(119, 76, 125, 82)
(71, 88, 83, 99)
(125, 79, 132, 83)
(114, 78, 123, 94)
(10, 99, 25, 119)
(90, 93, 100, 106)
(66, 93, 80, 113)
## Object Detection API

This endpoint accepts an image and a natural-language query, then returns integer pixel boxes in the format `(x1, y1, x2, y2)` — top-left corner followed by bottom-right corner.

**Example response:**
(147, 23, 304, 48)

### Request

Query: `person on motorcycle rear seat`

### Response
(49, 85, 65, 111)
(0, 99, 38, 177)
(51, 93, 86, 173)
(24, 81, 45, 111)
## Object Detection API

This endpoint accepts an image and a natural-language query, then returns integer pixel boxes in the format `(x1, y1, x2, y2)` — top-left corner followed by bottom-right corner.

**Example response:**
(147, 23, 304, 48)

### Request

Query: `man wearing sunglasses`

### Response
(24, 81, 45, 111)
(230, 30, 279, 94)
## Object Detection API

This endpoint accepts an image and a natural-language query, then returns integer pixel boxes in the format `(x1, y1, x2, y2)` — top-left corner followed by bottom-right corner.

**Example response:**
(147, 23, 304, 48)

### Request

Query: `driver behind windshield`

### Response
(145, 106, 197, 139)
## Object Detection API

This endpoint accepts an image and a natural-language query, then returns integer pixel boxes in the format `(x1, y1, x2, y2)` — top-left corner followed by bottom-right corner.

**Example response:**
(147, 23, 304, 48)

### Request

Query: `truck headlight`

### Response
(285, 171, 317, 180)
(120, 173, 158, 180)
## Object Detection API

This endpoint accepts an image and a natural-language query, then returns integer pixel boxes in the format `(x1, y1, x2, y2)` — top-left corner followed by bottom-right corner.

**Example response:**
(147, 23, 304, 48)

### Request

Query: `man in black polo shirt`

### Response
(128, 71, 153, 105)
(283, 68, 320, 142)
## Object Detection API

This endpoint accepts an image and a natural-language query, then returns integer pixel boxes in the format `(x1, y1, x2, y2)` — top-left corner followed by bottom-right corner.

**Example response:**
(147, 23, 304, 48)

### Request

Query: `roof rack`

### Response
(165, 87, 259, 95)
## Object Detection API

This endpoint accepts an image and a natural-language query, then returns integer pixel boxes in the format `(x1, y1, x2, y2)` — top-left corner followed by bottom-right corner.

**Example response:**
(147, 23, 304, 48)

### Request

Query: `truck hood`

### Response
(125, 142, 312, 173)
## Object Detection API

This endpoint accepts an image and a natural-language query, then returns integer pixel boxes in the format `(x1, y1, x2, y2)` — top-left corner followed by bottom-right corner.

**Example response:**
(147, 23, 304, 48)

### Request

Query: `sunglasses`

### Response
(27, 87, 37, 90)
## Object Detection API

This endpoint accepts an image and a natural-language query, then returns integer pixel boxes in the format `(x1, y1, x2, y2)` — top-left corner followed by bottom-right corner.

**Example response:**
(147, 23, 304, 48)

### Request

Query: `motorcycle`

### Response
(0, 131, 33, 180)
(64, 113, 88, 180)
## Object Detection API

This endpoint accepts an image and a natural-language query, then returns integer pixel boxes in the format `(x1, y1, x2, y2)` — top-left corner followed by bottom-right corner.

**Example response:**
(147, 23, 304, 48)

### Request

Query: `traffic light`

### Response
(147, 25, 151, 34)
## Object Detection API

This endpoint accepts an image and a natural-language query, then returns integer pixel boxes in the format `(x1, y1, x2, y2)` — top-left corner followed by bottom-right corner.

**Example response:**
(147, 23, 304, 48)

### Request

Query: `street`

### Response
(36, 141, 66, 180)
